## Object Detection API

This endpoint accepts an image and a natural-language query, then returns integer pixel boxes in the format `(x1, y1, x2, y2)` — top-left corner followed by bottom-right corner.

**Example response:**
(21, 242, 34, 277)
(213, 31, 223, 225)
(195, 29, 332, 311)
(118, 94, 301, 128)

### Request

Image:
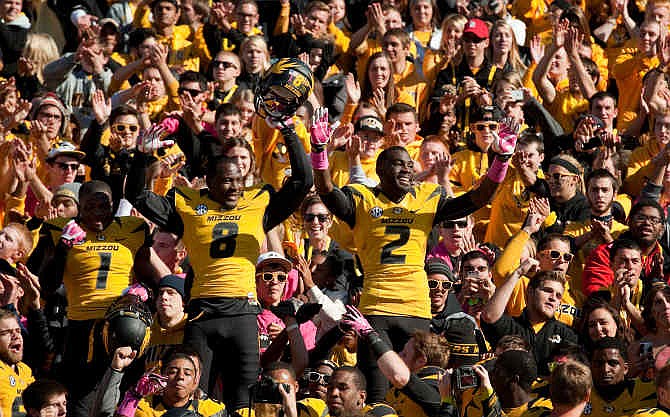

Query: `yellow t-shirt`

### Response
(345, 182, 446, 318)
(45, 217, 149, 320)
(0, 361, 33, 417)
(585, 379, 656, 417)
(174, 185, 271, 300)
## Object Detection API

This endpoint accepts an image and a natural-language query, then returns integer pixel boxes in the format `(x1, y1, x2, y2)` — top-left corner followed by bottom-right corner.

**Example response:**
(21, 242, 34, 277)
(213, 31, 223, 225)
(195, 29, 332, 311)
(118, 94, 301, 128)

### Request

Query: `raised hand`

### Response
(553, 18, 569, 49)
(491, 117, 519, 156)
(111, 346, 137, 372)
(310, 107, 336, 152)
(137, 125, 174, 153)
(344, 73, 361, 104)
(341, 305, 374, 336)
(91, 89, 111, 124)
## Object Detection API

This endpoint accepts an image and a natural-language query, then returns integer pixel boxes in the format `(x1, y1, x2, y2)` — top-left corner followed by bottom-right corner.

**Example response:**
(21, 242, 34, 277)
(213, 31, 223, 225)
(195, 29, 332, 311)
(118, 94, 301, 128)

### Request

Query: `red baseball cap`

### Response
(463, 18, 489, 40)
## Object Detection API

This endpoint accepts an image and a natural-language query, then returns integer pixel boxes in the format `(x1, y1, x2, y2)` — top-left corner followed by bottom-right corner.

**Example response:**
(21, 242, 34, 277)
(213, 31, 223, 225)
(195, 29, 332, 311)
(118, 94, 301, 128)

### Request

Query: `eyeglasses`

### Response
(540, 250, 574, 262)
(112, 123, 139, 134)
(428, 279, 453, 290)
(304, 213, 330, 223)
(474, 122, 498, 131)
(178, 87, 203, 96)
(55, 162, 79, 171)
(463, 265, 488, 273)
(257, 271, 288, 283)
(212, 60, 237, 69)
(442, 220, 468, 229)
(549, 173, 576, 183)
(304, 370, 331, 386)
(631, 214, 663, 225)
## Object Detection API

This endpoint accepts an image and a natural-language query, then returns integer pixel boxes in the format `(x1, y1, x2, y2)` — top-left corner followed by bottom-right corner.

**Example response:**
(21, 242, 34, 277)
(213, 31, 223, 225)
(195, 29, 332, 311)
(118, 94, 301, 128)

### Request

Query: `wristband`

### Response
(486, 157, 509, 183)
(311, 150, 329, 170)
(366, 331, 392, 359)
(116, 391, 141, 417)
(285, 323, 299, 332)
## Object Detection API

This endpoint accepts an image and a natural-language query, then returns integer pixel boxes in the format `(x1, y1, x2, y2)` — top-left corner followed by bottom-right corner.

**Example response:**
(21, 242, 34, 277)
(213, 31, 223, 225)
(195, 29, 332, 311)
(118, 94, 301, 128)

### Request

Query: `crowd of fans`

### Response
(5, 0, 670, 415)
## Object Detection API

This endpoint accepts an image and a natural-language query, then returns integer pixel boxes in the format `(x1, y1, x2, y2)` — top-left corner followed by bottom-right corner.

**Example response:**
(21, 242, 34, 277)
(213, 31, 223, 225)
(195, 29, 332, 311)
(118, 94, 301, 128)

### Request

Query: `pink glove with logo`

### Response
(341, 305, 374, 337)
(117, 372, 168, 417)
(122, 283, 150, 302)
(310, 107, 338, 169)
(490, 119, 519, 157)
(60, 219, 86, 248)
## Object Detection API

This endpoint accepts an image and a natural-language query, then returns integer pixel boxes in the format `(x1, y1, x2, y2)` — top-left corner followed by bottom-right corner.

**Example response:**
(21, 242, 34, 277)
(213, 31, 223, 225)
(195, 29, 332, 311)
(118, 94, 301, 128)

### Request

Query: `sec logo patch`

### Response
(195, 204, 208, 215)
(369, 207, 383, 218)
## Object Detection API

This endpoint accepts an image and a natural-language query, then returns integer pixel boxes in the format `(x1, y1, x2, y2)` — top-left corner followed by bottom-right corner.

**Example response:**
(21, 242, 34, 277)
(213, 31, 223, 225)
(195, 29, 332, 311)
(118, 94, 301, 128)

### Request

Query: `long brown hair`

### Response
(361, 52, 397, 110)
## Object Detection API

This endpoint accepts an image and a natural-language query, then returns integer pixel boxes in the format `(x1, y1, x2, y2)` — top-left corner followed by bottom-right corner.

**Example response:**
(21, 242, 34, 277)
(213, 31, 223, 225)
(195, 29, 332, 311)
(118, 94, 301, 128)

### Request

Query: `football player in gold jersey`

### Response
(35, 180, 150, 417)
(311, 106, 518, 401)
(632, 364, 670, 417)
(129, 120, 312, 413)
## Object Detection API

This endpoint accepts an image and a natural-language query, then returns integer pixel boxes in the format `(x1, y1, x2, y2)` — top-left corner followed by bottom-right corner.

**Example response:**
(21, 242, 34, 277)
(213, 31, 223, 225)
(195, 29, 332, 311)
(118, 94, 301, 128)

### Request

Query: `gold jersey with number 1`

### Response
(45, 216, 149, 321)
(174, 184, 270, 299)
(345, 182, 444, 319)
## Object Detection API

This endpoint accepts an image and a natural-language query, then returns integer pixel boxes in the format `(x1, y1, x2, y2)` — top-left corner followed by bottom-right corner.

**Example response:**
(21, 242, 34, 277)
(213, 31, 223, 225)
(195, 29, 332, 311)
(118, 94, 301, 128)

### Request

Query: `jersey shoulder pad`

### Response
(44, 217, 71, 231)
(520, 406, 552, 417)
(246, 182, 274, 200)
(174, 185, 205, 202)
(297, 397, 328, 417)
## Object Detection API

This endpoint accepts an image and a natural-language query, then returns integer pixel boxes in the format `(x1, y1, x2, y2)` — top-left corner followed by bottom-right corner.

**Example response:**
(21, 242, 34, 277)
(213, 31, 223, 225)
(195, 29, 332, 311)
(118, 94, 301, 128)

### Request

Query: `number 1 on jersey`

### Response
(380, 226, 410, 264)
(96, 252, 112, 289)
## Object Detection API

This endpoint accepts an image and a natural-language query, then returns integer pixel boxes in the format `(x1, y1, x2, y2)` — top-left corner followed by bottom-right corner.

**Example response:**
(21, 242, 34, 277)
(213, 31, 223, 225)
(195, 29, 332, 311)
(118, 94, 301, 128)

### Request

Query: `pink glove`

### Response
(60, 219, 86, 248)
(341, 305, 374, 336)
(131, 372, 168, 397)
(122, 283, 150, 302)
(490, 120, 518, 156)
(310, 107, 336, 152)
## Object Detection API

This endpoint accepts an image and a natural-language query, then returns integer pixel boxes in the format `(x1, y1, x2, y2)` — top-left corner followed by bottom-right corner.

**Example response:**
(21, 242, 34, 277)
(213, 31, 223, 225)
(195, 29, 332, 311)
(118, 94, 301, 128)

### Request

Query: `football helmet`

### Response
(255, 58, 314, 120)
(102, 294, 153, 356)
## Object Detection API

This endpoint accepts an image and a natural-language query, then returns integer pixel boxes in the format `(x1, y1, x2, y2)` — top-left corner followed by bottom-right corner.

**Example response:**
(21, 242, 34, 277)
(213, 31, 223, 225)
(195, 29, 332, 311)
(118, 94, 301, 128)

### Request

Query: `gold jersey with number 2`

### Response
(174, 185, 270, 300)
(46, 217, 149, 321)
(346, 182, 444, 319)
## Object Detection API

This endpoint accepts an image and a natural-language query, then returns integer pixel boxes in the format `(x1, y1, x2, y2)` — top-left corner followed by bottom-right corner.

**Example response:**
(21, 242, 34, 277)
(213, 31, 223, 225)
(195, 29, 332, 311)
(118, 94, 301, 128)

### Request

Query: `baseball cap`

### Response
(52, 182, 81, 204)
(46, 141, 86, 162)
(355, 116, 384, 134)
(463, 18, 489, 40)
(158, 274, 186, 299)
(256, 251, 292, 271)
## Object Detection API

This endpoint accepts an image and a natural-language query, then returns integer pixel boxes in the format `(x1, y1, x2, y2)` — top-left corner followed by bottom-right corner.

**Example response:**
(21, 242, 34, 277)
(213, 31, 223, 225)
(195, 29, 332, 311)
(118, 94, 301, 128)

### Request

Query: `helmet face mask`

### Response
(255, 58, 314, 120)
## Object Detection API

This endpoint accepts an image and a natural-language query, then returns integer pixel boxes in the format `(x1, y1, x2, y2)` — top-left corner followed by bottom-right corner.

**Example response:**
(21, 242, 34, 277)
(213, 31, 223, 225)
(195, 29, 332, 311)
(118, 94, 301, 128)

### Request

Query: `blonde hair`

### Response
(22, 33, 60, 84)
(3, 223, 33, 261)
(487, 21, 527, 73)
(231, 88, 254, 106)
(239, 36, 270, 74)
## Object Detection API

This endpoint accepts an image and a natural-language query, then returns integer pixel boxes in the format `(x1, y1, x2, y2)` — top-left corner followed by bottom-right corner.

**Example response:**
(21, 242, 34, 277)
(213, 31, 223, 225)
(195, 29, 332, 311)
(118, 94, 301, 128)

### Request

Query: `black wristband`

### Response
(367, 331, 392, 358)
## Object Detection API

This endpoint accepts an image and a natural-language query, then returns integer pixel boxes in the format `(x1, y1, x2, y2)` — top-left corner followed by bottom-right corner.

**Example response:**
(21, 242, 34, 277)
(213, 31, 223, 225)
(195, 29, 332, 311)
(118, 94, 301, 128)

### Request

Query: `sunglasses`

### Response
(463, 36, 486, 44)
(474, 122, 498, 131)
(112, 123, 139, 134)
(304, 370, 331, 386)
(442, 220, 468, 229)
(179, 87, 203, 96)
(257, 271, 288, 283)
(212, 60, 237, 69)
(428, 280, 453, 290)
(304, 213, 330, 223)
(540, 250, 574, 262)
(56, 162, 79, 171)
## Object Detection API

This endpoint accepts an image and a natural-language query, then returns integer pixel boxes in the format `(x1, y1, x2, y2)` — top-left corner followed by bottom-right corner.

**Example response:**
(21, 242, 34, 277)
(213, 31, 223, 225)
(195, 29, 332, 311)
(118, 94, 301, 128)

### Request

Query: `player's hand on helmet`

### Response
(491, 117, 519, 158)
(341, 305, 374, 336)
(310, 107, 339, 152)
(131, 371, 168, 397)
(60, 219, 86, 247)
(137, 124, 174, 154)
(111, 346, 137, 372)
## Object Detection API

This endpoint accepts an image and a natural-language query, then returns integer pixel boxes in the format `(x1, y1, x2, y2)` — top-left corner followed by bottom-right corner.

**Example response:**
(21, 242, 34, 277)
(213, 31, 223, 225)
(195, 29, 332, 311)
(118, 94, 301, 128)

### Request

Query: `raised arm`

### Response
(263, 121, 313, 232)
(311, 108, 357, 227)
(481, 258, 539, 324)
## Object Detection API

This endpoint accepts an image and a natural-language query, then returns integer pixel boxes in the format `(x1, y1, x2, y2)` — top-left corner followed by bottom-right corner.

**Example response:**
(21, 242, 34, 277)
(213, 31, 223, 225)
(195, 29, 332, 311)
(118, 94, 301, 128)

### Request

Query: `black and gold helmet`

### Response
(255, 58, 314, 120)
(102, 294, 153, 357)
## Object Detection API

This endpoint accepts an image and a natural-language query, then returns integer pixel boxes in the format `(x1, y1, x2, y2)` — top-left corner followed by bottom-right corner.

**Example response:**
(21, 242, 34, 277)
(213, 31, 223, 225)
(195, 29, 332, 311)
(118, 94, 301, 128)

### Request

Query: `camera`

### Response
(640, 342, 653, 357)
(251, 376, 291, 404)
(453, 366, 480, 390)
(510, 90, 524, 102)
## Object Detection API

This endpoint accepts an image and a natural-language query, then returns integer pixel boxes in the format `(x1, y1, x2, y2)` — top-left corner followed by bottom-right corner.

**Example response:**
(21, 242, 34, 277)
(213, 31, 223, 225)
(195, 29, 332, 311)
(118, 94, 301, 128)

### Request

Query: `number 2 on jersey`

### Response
(210, 222, 239, 258)
(380, 226, 410, 264)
